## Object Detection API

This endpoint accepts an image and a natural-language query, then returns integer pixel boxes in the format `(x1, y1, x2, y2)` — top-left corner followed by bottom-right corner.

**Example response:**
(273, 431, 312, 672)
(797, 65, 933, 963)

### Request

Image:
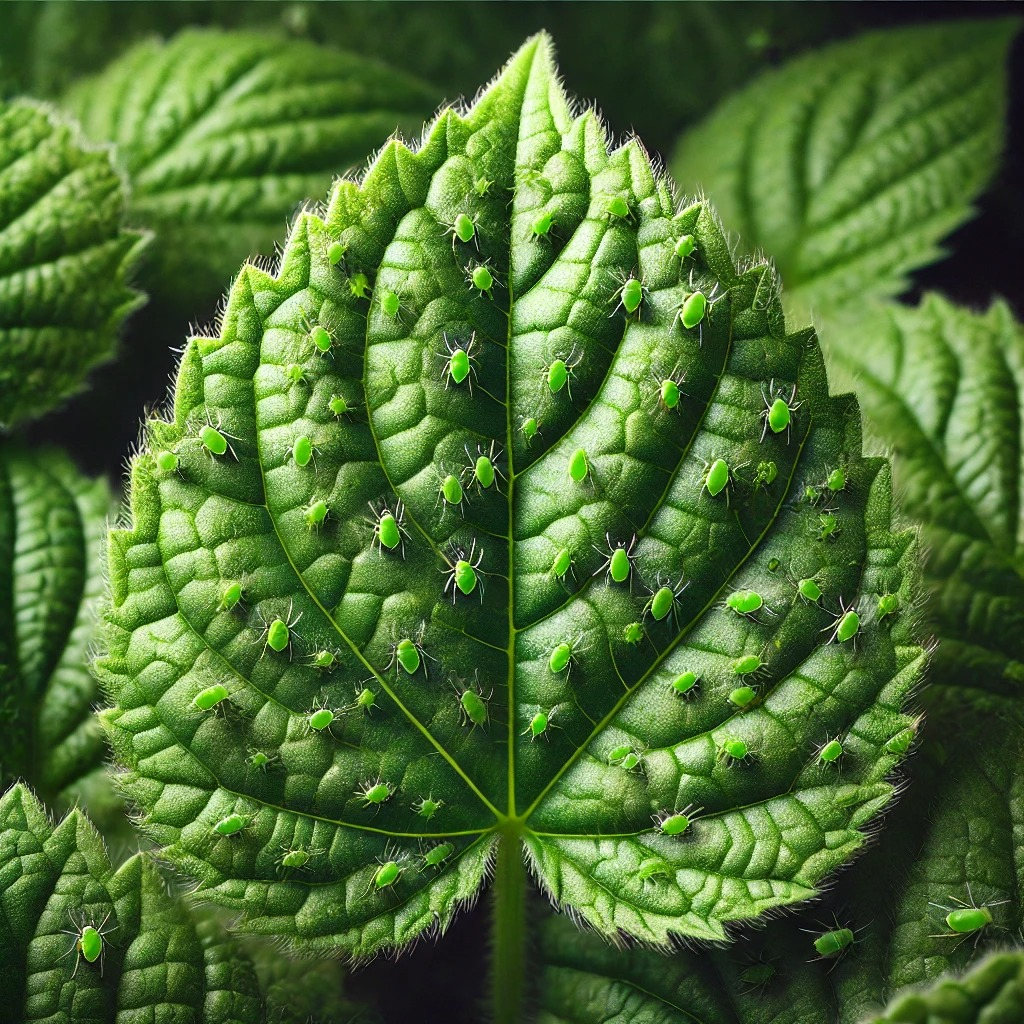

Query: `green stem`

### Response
(491, 825, 528, 1024)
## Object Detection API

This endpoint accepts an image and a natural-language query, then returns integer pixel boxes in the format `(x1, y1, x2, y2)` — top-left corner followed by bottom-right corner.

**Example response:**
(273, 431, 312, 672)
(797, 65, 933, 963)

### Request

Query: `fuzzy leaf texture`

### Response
(98, 35, 924, 957)
(0, 444, 114, 805)
(62, 28, 439, 311)
(0, 783, 267, 1024)
(0, 100, 147, 428)
(823, 296, 1024, 711)
(670, 19, 1018, 322)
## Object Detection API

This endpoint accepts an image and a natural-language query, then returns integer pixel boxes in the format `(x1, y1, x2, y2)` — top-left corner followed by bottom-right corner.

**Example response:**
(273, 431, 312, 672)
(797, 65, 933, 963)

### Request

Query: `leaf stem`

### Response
(490, 825, 528, 1024)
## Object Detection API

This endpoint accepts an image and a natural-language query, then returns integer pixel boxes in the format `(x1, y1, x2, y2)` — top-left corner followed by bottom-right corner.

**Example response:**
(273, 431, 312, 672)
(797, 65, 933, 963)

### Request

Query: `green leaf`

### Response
(0, 443, 114, 805)
(0, 783, 265, 1022)
(0, 99, 147, 428)
(823, 295, 1024, 710)
(62, 28, 439, 311)
(97, 34, 924, 958)
(670, 20, 1018, 322)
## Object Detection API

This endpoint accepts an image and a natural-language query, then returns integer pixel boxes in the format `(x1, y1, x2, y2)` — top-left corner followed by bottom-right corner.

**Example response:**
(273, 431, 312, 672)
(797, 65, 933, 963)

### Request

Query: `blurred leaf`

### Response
(671, 20, 1019, 322)
(0, 99, 147, 427)
(63, 28, 439, 312)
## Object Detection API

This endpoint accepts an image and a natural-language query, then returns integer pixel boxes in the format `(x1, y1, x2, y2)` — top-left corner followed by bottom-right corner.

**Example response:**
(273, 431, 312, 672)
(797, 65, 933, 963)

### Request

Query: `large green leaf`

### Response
(98, 34, 923, 958)
(824, 295, 1024, 709)
(63, 28, 439, 310)
(0, 100, 147, 427)
(671, 20, 1018, 322)
(0, 444, 113, 805)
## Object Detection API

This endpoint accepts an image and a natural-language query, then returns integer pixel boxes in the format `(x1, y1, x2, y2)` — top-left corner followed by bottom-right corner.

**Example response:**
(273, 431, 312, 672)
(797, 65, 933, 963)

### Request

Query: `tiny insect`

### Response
(795, 576, 823, 604)
(193, 682, 230, 713)
(622, 621, 644, 645)
(278, 845, 316, 875)
(724, 589, 774, 620)
(608, 743, 644, 772)
(284, 362, 308, 388)
(445, 211, 480, 250)
(823, 599, 860, 646)
(593, 533, 637, 586)
(326, 239, 347, 266)
(442, 539, 485, 603)
(543, 348, 582, 399)
(438, 331, 480, 393)
(369, 499, 408, 557)
(473, 176, 493, 197)
(246, 747, 277, 771)
(568, 447, 591, 484)
(310, 648, 337, 670)
(738, 962, 775, 993)
(609, 270, 646, 319)
(289, 434, 317, 469)
(412, 795, 444, 820)
(524, 708, 553, 741)
(213, 812, 250, 837)
(376, 284, 410, 322)
(637, 857, 673, 884)
(677, 269, 721, 334)
(303, 498, 329, 530)
(155, 449, 180, 474)
(195, 412, 239, 460)
(455, 679, 490, 729)
(328, 392, 355, 419)
(307, 697, 338, 733)
(816, 512, 841, 542)
(650, 363, 687, 412)
(388, 625, 430, 679)
(817, 737, 844, 766)
(349, 271, 372, 300)
(463, 440, 505, 493)
(885, 723, 917, 755)
(653, 804, 701, 836)
(530, 209, 554, 241)
(929, 886, 1007, 945)
(670, 670, 700, 698)
(812, 926, 855, 960)
(760, 380, 801, 443)
(825, 467, 847, 493)
(600, 193, 633, 222)
(548, 632, 587, 676)
(521, 416, 541, 444)
(732, 653, 763, 676)
(752, 460, 777, 488)
(644, 577, 690, 624)
(728, 685, 758, 711)
(422, 842, 455, 870)
(59, 910, 115, 978)
(877, 592, 900, 619)
(673, 233, 697, 262)
(370, 858, 404, 892)
(437, 470, 466, 516)
(550, 545, 575, 583)
(349, 686, 377, 714)
(717, 737, 752, 766)
(257, 601, 302, 657)
(466, 260, 497, 298)
(218, 581, 244, 612)
(355, 778, 393, 808)
(305, 316, 335, 358)
(701, 457, 742, 501)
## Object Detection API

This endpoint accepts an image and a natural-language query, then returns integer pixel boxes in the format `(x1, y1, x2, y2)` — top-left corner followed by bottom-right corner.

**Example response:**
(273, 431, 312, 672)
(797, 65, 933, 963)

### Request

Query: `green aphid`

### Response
(413, 796, 443, 820)
(525, 709, 550, 740)
(702, 458, 732, 498)
(728, 685, 757, 710)
(718, 737, 750, 765)
(732, 654, 762, 676)
(671, 671, 700, 697)
(655, 806, 697, 836)
(602, 193, 632, 221)
(304, 499, 329, 529)
(674, 233, 696, 261)
(213, 813, 250, 837)
(218, 582, 243, 612)
(468, 261, 495, 297)
(349, 272, 371, 300)
(308, 707, 335, 732)
(550, 546, 573, 580)
(373, 859, 402, 890)
(817, 738, 844, 765)
(200, 424, 229, 457)
(357, 779, 393, 807)
(422, 842, 455, 870)
(291, 435, 314, 468)
(459, 687, 489, 728)
(877, 593, 900, 619)
(326, 240, 346, 266)
(797, 577, 823, 603)
(530, 210, 554, 240)
(155, 449, 179, 474)
(622, 621, 644, 645)
(311, 649, 336, 670)
(568, 447, 590, 483)
(521, 416, 540, 443)
(725, 589, 766, 617)
(193, 683, 230, 712)
(813, 927, 855, 959)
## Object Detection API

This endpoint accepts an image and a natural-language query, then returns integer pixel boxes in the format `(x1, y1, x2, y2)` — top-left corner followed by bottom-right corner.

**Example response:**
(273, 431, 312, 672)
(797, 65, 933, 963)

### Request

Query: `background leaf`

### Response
(670, 20, 1019, 323)
(62, 28, 439, 312)
(0, 99, 146, 427)
(97, 34, 923, 958)
(0, 444, 114, 809)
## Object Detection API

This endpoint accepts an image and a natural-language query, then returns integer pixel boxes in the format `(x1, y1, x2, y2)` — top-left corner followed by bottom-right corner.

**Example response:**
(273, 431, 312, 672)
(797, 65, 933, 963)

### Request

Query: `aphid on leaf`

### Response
(349, 271, 372, 300)
(304, 312, 336, 358)
(568, 447, 591, 485)
(444, 211, 479, 250)
(811, 925, 856, 960)
(752, 460, 777, 489)
(524, 707, 555, 741)
(436, 469, 466, 517)
(442, 539, 485, 603)
(529, 209, 555, 241)
(422, 842, 455, 871)
(599, 193, 634, 222)
(521, 416, 541, 444)
(195, 411, 240, 460)
(307, 697, 339, 734)
(309, 648, 337, 670)
(717, 736, 752, 766)
(303, 498, 329, 530)
(543, 348, 582, 399)
(825, 467, 847, 493)
(637, 857, 673, 884)
(609, 270, 646, 319)
(278, 845, 319, 876)
(550, 545, 575, 583)
(454, 676, 491, 729)
(823, 599, 860, 646)
(387, 623, 431, 679)
(290, 434, 317, 469)
(59, 910, 115, 978)
(608, 743, 645, 773)
(213, 812, 250, 838)
(644, 577, 690, 624)
(724, 589, 775, 621)
(362, 847, 409, 896)
(653, 804, 701, 836)
(155, 449, 180, 475)
(593, 533, 637, 586)
(438, 331, 480, 393)
(885, 719, 920, 755)
(760, 380, 801, 443)
(284, 362, 308, 388)
(355, 778, 393, 809)
(673, 233, 697, 262)
(218, 581, 244, 613)
(256, 601, 303, 658)
(412, 795, 443, 820)
(701, 457, 743, 502)
(877, 592, 900, 620)
(466, 260, 497, 298)
(376, 283, 410, 322)
(676, 270, 722, 343)
(732, 653, 763, 676)
(929, 886, 1007, 946)
(670, 670, 700, 698)
(816, 512, 841, 542)
(650, 363, 687, 412)
(193, 682, 230, 713)
(794, 576, 823, 604)
(328, 392, 356, 419)
(728, 685, 758, 711)
(738, 961, 776, 993)
(622, 621, 644, 645)
(349, 686, 378, 714)
(326, 239, 347, 267)
(548, 632, 588, 676)
(463, 440, 505, 493)
(369, 499, 408, 557)
(473, 176, 493, 197)
(816, 737, 844, 766)
(246, 747, 277, 772)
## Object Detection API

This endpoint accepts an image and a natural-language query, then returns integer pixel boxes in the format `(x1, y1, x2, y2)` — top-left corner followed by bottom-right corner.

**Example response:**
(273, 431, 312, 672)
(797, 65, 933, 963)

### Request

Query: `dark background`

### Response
(3, 3, 1020, 1020)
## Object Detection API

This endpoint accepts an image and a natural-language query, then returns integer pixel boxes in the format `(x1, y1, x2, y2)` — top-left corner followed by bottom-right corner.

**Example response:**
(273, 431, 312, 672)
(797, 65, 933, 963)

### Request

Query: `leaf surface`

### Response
(0, 100, 146, 427)
(63, 29, 439, 309)
(671, 20, 1018, 321)
(98, 34, 924, 957)
(0, 444, 113, 804)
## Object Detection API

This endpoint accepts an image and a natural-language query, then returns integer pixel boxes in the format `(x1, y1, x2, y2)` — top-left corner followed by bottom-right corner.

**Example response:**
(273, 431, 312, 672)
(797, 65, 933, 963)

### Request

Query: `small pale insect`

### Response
(200, 424, 229, 456)
(441, 473, 464, 506)
(817, 513, 840, 541)
(728, 685, 757, 710)
(76, 924, 104, 967)
(355, 687, 376, 711)
(767, 558, 781, 572)
(818, 738, 844, 764)
(423, 842, 455, 869)
(885, 726, 916, 755)
(679, 290, 708, 329)
(395, 638, 422, 675)
(292, 435, 314, 468)
(280, 848, 310, 870)
(657, 811, 692, 836)
(732, 654, 762, 676)
(725, 590, 765, 616)
(218, 582, 243, 612)
(474, 454, 496, 489)
(328, 393, 350, 418)
(380, 289, 401, 318)
(549, 641, 573, 674)
(671, 671, 699, 697)
(521, 417, 539, 442)
(877, 593, 899, 618)
(739, 963, 775, 989)
(527, 710, 550, 739)
(247, 749, 271, 769)
(827, 607, 860, 644)
(194, 683, 229, 712)
(548, 358, 569, 394)
(349, 272, 371, 300)
(568, 447, 589, 483)
(719, 737, 750, 763)
(753, 460, 777, 488)
(551, 547, 573, 579)
(327, 240, 346, 266)
(826, 467, 847, 492)
(674, 233, 696, 261)
(608, 745, 642, 771)
(214, 813, 249, 837)
(703, 458, 731, 497)
(285, 362, 307, 386)
(413, 796, 443, 820)
(637, 857, 672, 883)
(311, 649, 336, 669)
(469, 263, 494, 297)
(374, 860, 402, 889)
(453, 557, 478, 596)
(448, 348, 471, 385)
(452, 212, 476, 245)
(358, 780, 392, 807)
(614, 276, 644, 316)
(814, 927, 854, 958)
(660, 378, 681, 409)
(603, 194, 631, 220)
(530, 210, 554, 239)
(797, 578, 823, 603)
(473, 176, 493, 196)
(648, 586, 676, 622)
(623, 621, 644, 645)
(155, 450, 179, 473)
(460, 688, 488, 727)
(309, 324, 333, 354)
(304, 499, 329, 528)
(267, 618, 291, 652)
(944, 906, 994, 935)
(309, 707, 335, 732)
